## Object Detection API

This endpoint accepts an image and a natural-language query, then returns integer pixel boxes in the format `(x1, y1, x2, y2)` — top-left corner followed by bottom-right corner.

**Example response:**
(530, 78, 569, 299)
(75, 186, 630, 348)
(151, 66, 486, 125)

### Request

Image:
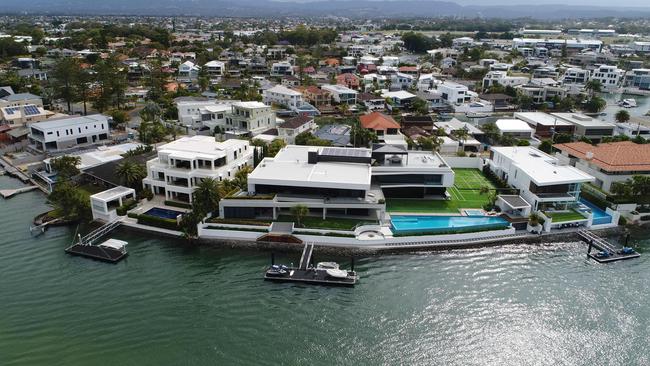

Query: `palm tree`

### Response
(291, 204, 309, 227)
(233, 166, 253, 191)
(479, 185, 491, 195)
(431, 136, 443, 153)
(192, 177, 224, 217)
(116, 160, 146, 189)
(452, 127, 470, 146)
(615, 109, 630, 123)
(585, 80, 602, 98)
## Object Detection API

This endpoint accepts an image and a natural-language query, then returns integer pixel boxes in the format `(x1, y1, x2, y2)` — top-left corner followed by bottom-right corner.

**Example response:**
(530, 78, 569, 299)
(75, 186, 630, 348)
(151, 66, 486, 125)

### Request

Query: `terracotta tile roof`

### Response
(554, 141, 650, 172)
(359, 112, 400, 131)
(398, 66, 419, 73)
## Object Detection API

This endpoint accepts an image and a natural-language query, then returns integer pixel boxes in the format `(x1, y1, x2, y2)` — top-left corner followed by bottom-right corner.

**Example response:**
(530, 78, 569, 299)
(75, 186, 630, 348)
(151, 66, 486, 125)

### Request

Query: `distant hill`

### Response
(3, 0, 650, 19)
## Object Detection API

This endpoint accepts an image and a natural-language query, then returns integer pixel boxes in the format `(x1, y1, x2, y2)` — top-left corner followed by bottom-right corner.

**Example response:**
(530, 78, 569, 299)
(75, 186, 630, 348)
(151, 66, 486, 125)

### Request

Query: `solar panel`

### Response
(4, 106, 20, 115)
(24, 105, 40, 116)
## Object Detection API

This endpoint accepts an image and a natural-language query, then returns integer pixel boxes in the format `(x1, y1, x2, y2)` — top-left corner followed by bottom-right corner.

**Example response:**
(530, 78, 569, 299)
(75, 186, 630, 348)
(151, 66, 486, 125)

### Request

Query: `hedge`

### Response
(205, 225, 267, 233)
(165, 200, 192, 209)
(293, 230, 356, 238)
(222, 194, 276, 200)
(137, 214, 180, 231)
(116, 198, 138, 216)
(207, 218, 271, 226)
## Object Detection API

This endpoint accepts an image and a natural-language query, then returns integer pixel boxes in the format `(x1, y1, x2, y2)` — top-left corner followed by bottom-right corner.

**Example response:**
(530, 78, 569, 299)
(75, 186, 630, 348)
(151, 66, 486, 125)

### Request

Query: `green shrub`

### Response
(116, 198, 137, 216)
(127, 212, 139, 219)
(205, 225, 267, 233)
(165, 200, 192, 209)
(619, 216, 627, 226)
(293, 230, 355, 238)
(137, 214, 180, 230)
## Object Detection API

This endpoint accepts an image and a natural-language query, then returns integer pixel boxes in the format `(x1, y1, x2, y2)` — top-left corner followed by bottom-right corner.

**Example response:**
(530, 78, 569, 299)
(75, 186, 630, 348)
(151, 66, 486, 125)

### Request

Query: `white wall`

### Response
(444, 156, 484, 169)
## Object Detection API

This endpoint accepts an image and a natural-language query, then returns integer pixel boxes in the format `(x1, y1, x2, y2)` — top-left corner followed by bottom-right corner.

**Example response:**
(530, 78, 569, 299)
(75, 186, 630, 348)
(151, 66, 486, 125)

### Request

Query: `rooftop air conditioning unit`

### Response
(586, 151, 594, 160)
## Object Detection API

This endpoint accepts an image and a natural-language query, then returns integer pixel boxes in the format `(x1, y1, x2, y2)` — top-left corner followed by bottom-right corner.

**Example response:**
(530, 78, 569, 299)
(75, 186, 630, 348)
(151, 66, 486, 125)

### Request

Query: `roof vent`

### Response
(586, 151, 594, 160)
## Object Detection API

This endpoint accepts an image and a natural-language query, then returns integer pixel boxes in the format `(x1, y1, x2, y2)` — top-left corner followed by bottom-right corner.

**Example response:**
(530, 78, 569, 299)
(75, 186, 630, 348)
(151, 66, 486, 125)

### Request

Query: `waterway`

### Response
(2, 174, 650, 365)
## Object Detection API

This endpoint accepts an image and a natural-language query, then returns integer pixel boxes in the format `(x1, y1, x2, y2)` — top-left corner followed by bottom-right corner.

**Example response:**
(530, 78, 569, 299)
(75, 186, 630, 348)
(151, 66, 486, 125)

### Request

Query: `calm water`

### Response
(2, 175, 650, 366)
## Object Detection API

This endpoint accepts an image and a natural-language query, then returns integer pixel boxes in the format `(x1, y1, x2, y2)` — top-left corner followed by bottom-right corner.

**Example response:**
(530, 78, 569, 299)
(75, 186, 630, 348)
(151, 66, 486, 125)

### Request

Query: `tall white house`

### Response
(225, 101, 276, 136)
(262, 85, 304, 111)
(142, 136, 254, 204)
(28, 114, 110, 152)
(488, 146, 594, 211)
(589, 65, 625, 90)
(176, 99, 233, 129)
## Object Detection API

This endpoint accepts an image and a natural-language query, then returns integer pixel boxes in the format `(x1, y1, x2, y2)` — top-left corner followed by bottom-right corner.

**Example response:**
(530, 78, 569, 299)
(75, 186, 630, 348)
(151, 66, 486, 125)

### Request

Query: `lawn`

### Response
(276, 215, 376, 231)
(386, 168, 497, 214)
(543, 210, 587, 223)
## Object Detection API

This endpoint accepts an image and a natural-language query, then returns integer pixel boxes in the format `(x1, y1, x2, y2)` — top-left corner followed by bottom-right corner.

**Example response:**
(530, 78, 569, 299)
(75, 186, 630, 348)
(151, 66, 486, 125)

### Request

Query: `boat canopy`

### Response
(99, 239, 128, 250)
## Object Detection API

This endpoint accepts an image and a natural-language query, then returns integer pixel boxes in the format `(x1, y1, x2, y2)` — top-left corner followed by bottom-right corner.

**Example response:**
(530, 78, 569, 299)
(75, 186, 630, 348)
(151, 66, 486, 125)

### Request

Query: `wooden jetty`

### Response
(264, 242, 358, 286)
(578, 229, 640, 263)
(65, 220, 127, 263)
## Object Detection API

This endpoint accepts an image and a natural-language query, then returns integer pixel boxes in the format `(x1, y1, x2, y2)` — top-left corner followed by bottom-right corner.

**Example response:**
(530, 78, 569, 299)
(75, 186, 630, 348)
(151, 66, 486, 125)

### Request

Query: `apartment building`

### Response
(262, 85, 304, 111)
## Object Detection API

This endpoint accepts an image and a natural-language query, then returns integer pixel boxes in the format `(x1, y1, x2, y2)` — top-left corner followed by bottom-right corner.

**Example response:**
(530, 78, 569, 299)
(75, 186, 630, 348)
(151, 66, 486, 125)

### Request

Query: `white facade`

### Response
(177, 100, 233, 128)
(488, 146, 594, 211)
(262, 85, 304, 111)
(142, 136, 254, 204)
(225, 101, 276, 136)
(482, 71, 529, 89)
(90, 186, 136, 222)
(590, 65, 625, 90)
(270, 61, 294, 76)
(204, 60, 225, 79)
(321, 84, 358, 104)
(29, 115, 110, 152)
(178, 61, 199, 82)
(561, 67, 590, 84)
(438, 81, 470, 104)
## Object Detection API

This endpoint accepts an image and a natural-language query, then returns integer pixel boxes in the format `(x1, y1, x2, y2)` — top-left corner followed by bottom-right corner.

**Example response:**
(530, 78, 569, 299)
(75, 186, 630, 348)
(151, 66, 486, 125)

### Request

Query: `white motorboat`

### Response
(618, 98, 637, 108)
(325, 268, 349, 279)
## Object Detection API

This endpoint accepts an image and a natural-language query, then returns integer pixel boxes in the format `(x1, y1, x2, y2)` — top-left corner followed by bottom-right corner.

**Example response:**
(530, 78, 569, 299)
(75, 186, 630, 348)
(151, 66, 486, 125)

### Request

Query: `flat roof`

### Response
(233, 101, 268, 109)
(514, 112, 573, 127)
(249, 145, 371, 190)
(435, 118, 483, 135)
(498, 195, 531, 209)
(30, 114, 108, 130)
(554, 141, 650, 172)
(551, 113, 615, 128)
(491, 146, 594, 186)
(91, 186, 135, 202)
(158, 136, 247, 160)
(495, 119, 534, 133)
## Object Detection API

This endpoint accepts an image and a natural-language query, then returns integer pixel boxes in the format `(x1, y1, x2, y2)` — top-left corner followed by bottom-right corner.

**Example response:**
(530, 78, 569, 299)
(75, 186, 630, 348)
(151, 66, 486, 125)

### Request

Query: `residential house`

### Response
(390, 72, 415, 91)
(0, 104, 47, 128)
(277, 115, 316, 144)
(488, 146, 594, 211)
(226, 101, 276, 136)
(143, 137, 253, 204)
(360, 112, 405, 147)
(219, 145, 384, 220)
(270, 61, 294, 76)
(321, 84, 358, 104)
(551, 113, 615, 143)
(29, 115, 110, 152)
(514, 112, 575, 139)
(482, 71, 528, 89)
(382, 90, 416, 110)
(302, 86, 331, 107)
(262, 85, 304, 111)
(589, 65, 625, 90)
(336, 73, 360, 90)
(357, 92, 385, 111)
(554, 141, 650, 193)
(177, 61, 199, 83)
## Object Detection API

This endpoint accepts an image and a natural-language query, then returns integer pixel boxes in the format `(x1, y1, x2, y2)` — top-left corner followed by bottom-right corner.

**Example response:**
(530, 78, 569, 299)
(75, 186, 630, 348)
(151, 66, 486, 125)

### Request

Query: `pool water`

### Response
(391, 215, 509, 234)
(144, 207, 184, 220)
(579, 199, 612, 225)
(463, 209, 485, 216)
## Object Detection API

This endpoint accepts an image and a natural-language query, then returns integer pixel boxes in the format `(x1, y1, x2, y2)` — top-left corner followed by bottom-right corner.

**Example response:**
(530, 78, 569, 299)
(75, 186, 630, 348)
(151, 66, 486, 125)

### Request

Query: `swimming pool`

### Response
(579, 199, 612, 225)
(391, 215, 509, 234)
(463, 209, 485, 216)
(144, 207, 184, 220)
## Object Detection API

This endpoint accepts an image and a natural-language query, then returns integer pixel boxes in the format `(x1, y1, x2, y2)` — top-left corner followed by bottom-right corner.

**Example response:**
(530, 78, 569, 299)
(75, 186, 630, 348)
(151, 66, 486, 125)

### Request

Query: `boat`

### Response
(465, 112, 489, 118)
(265, 264, 289, 277)
(325, 268, 349, 279)
(618, 98, 637, 108)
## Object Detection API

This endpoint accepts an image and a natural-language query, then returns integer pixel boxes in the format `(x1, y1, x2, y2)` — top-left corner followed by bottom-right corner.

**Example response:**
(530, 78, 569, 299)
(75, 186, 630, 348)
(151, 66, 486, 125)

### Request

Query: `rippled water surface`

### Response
(2, 176, 650, 365)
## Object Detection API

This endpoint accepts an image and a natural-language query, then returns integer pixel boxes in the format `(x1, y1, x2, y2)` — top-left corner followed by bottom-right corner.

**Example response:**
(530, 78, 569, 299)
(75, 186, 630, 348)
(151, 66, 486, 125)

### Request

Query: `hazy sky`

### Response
(287, 0, 650, 6)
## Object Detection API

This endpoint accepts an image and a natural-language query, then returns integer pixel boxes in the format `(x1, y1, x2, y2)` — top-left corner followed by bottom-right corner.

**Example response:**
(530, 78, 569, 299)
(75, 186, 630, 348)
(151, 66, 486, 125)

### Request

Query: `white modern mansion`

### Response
(142, 136, 254, 204)
(219, 145, 455, 220)
(28, 114, 110, 152)
(488, 146, 594, 211)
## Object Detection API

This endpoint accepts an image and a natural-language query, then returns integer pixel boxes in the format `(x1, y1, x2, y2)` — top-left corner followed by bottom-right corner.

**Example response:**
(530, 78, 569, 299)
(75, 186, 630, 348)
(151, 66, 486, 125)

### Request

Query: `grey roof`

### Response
(499, 195, 531, 209)
(313, 124, 351, 147)
(372, 144, 408, 154)
(2, 93, 41, 102)
(30, 114, 108, 130)
(0, 86, 14, 98)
